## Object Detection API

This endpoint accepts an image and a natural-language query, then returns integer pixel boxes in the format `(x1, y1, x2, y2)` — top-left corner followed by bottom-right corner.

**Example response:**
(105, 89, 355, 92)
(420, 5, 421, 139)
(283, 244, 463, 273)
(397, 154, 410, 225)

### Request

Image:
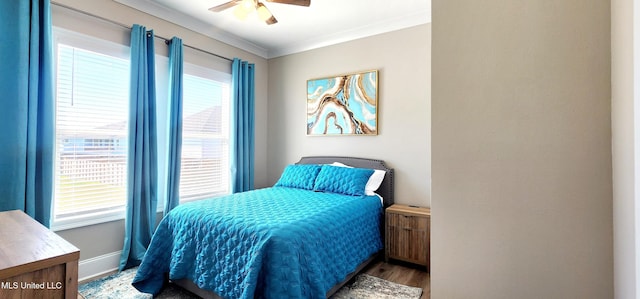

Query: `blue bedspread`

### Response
(132, 187, 383, 299)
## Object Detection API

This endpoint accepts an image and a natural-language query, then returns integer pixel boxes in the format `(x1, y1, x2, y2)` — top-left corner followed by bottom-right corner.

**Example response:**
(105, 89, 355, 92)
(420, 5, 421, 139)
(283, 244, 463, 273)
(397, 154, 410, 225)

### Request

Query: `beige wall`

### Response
(612, 0, 638, 298)
(52, 0, 269, 261)
(432, 1, 613, 298)
(267, 24, 431, 207)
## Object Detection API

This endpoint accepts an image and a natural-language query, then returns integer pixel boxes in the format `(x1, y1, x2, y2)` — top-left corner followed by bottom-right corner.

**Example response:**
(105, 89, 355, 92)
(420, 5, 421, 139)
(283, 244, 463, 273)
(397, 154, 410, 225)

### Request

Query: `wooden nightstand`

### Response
(385, 204, 430, 270)
(0, 210, 80, 298)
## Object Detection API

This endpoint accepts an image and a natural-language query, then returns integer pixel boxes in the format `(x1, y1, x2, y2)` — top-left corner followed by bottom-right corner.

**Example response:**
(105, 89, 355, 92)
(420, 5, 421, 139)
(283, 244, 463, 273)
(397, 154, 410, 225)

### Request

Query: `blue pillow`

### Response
(314, 165, 374, 196)
(274, 164, 322, 190)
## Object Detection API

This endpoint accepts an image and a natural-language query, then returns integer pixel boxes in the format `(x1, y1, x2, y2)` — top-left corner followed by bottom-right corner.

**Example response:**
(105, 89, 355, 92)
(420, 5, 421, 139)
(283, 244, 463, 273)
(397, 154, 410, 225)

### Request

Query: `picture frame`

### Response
(306, 70, 378, 136)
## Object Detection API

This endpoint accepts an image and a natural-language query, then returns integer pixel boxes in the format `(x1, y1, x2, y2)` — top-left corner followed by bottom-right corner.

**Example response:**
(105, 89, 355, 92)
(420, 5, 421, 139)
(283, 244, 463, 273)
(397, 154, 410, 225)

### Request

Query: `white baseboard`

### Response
(79, 251, 122, 283)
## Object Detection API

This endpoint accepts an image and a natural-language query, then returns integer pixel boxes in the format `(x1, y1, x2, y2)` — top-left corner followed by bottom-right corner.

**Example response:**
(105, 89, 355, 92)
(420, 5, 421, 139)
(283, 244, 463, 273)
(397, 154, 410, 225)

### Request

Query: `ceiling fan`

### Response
(209, 0, 310, 25)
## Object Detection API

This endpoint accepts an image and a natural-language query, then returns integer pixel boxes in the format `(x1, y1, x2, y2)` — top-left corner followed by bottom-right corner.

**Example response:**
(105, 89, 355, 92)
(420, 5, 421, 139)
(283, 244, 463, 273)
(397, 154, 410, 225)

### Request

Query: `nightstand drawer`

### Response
(386, 225, 429, 265)
(387, 213, 428, 231)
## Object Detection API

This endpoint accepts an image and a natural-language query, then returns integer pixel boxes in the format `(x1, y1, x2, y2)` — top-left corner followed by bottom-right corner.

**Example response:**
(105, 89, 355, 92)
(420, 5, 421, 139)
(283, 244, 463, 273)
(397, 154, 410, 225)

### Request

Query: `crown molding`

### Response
(114, 0, 429, 60)
(114, 0, 269, 58)
(267, 9, 430, 59)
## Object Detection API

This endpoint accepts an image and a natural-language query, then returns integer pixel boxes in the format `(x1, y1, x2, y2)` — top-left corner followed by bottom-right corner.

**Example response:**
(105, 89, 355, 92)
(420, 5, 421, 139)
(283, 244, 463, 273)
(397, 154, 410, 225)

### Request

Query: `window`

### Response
(179, 68, 231, 201)
(52, 29, 130, 230)
(51, 27, 232, 229)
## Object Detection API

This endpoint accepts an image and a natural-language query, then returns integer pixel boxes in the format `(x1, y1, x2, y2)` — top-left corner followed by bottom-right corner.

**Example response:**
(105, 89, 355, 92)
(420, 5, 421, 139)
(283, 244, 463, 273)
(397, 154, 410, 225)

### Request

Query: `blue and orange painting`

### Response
(307, 70, 378, 135)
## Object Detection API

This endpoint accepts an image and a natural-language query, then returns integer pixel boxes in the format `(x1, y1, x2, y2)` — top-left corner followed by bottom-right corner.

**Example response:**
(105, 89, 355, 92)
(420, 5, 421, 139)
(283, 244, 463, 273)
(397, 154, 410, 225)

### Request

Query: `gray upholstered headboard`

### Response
(296, 156, 394, 207)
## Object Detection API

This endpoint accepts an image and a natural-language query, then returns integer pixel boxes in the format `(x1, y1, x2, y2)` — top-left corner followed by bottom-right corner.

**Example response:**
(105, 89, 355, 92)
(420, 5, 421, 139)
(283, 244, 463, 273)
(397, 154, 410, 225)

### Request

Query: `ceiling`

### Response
(114, 0, 431, 58)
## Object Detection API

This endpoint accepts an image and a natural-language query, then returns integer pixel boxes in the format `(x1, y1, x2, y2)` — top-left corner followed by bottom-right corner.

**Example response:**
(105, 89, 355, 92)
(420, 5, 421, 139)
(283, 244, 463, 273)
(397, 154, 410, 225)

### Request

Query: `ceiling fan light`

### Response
(256, 3, 273, 21)
(233, 4, 251, 20)
(241, 0, 255, 9)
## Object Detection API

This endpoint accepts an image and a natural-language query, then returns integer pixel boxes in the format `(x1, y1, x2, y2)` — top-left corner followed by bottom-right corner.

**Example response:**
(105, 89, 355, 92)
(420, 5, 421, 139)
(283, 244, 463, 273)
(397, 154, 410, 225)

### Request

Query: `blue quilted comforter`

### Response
(132, 187, 383, 299)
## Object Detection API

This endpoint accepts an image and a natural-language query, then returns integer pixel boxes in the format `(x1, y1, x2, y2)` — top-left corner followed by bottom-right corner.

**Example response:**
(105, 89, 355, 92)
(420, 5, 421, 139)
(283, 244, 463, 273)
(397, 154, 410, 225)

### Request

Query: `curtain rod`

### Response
(51, 1, 234, 63)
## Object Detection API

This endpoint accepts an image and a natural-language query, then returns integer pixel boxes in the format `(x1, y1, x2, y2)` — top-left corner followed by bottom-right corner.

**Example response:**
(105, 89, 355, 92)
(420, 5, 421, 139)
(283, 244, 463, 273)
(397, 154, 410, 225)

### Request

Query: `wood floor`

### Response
(363, 260, 431, 299)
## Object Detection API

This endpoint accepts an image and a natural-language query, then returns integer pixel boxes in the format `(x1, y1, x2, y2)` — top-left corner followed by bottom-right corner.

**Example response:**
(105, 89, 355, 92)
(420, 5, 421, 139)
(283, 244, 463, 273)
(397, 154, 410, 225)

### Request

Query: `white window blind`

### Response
(53, 41, 130, 226)
(180, 73, 230, 201)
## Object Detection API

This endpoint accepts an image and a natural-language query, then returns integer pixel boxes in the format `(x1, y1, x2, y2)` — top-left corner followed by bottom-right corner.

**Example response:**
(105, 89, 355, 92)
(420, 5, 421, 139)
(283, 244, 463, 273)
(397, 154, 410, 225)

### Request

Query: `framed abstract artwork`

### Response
(306, 70, 378, 136)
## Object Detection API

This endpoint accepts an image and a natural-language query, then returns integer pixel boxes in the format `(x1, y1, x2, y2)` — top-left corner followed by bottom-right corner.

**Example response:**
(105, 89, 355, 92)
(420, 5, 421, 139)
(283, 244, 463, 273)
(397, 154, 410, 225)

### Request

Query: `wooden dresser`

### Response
(0, 210, 80, 299)
(385, 204, 430, 270)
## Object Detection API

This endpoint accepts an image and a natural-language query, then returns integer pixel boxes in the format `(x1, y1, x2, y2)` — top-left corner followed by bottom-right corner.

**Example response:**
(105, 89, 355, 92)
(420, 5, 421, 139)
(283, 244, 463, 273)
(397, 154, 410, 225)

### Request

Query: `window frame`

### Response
(178, 64, 232, 203)
(51, 27, 131, 231)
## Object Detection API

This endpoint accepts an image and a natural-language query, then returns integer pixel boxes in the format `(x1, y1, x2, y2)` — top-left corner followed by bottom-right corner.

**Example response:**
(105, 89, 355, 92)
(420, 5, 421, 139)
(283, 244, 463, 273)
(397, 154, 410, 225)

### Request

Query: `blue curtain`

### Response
(164, 37, 183, 215)
(120, 24, 158, 271)
(230, 58, 255, 193)
(0, 0, 54, 227)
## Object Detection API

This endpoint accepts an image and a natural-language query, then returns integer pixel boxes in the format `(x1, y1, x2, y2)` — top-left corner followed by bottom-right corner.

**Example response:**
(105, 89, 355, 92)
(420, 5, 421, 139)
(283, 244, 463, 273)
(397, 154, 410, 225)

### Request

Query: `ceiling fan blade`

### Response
(265, 0, 310, 7)
(256, 2, 278, 25)
(209, 0, 242, 12)
(265, 15, 278, 25)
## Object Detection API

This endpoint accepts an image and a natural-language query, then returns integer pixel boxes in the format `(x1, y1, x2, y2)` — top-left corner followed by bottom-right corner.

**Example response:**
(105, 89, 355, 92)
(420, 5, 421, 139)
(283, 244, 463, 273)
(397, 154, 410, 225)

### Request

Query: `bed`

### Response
(131, 156, 394, 298)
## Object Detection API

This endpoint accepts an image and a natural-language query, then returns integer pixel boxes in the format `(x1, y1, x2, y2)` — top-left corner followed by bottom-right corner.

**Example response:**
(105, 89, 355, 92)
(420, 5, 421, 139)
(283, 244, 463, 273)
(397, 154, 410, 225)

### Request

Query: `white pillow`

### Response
(331, 162, 386, 196)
